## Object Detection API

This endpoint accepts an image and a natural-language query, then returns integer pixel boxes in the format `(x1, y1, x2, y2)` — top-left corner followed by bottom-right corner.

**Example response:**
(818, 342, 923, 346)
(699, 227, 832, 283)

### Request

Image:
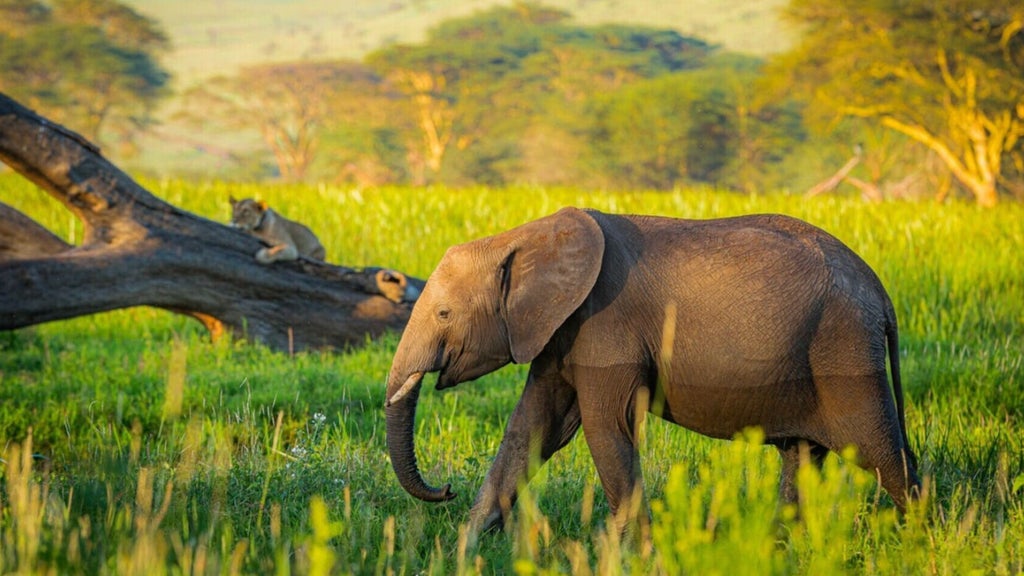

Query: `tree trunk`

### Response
(0, 92, 419, 353)
(969, 179, 999, 209)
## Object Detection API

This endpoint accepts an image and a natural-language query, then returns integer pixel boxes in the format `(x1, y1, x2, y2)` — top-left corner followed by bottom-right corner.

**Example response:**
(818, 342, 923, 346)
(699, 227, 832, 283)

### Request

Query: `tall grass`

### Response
(2, 174, 1022, 573)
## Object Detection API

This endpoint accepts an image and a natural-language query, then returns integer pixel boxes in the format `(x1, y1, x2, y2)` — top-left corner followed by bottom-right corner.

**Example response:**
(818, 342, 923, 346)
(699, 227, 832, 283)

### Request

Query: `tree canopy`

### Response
(776, 0, 1024, 205)
(364, 4, 715, 185)
(179, 62, 381, 182)
(170, 4, 844, 194)
(0, 0, 171, 150)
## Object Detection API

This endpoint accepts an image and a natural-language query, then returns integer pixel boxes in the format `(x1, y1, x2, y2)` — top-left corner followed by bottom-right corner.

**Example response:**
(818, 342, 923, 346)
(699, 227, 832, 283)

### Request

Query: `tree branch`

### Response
(0, 202, 73, 259)
(879, 116, 980, 190)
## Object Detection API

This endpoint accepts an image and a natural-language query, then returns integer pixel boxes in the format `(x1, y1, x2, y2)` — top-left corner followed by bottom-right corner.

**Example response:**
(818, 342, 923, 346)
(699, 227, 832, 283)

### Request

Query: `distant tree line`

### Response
(181, 5, 804, 193)
(2, 1, 1022, 205)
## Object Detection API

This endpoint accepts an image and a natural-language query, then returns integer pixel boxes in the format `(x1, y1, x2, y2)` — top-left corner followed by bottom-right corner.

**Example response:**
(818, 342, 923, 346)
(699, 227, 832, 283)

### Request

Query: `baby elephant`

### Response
(384, 207, 921, 536)
(229, 197, 326, 264)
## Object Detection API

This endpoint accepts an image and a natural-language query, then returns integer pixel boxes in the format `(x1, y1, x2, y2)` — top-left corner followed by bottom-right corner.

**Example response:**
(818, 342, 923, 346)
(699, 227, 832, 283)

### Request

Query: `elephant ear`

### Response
(501, 207, 605, 364)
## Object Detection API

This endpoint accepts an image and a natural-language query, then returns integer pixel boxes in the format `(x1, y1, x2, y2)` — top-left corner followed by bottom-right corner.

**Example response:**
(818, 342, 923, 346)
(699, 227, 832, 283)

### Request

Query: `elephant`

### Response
(384, 207, 920, 535)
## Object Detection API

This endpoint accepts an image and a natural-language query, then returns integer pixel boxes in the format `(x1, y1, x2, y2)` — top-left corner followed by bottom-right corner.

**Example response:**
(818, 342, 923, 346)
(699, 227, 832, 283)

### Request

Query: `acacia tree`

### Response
(0, 0, 170, 148)
(367, 3, 712, 186)
(383, 63, 455, 183)
(365, 5, 572, 183)
(180, 62, 378, 181)
(778, 0, 1024, 206)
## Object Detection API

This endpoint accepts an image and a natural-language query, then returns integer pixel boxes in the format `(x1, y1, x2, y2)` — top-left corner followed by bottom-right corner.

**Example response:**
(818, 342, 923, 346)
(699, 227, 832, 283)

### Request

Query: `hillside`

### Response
(124, 0, 792, 87)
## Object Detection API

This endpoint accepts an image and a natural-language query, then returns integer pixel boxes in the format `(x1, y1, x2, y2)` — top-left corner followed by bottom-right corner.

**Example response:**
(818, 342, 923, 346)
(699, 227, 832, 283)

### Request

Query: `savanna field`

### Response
(1, 174, 1023, 574)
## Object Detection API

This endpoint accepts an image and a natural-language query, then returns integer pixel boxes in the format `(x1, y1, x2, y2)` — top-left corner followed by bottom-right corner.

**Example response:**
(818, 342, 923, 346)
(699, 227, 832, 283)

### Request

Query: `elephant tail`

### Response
(886, 304, 918, 472)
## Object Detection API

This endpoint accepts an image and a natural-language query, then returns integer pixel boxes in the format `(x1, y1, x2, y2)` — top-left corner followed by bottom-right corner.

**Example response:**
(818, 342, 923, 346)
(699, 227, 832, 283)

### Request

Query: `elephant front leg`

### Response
(468, 370, 580, 535)
(577, 371, 649, 537)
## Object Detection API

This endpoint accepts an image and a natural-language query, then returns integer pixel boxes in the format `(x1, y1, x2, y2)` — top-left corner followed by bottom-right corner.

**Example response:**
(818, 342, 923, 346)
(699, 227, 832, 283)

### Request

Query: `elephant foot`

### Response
(468, 504, 506, 536)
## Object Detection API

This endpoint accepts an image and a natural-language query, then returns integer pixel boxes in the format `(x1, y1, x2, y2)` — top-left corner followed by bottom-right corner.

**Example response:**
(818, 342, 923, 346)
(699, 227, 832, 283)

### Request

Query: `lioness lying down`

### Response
(230, 197, 326, 264)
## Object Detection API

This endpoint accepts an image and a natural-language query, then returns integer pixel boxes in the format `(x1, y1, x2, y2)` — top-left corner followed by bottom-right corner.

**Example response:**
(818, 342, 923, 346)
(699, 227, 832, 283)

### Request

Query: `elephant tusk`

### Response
(386, 372, 423, 407)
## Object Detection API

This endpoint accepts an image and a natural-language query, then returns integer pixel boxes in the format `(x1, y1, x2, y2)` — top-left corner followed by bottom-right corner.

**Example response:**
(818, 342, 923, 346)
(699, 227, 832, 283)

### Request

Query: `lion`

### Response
(229, 197, 326, 264)
(372, 268, 422, 304)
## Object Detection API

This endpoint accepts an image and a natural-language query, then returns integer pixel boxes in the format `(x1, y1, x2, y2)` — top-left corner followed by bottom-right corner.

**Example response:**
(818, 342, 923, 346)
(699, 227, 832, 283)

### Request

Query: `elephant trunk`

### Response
(385, 372, 455, 502)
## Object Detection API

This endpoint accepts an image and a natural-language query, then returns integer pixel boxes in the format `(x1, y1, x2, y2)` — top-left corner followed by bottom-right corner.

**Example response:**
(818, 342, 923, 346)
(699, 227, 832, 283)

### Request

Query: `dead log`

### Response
(0, 202, 72, 259)
(0, 92, 420, 353)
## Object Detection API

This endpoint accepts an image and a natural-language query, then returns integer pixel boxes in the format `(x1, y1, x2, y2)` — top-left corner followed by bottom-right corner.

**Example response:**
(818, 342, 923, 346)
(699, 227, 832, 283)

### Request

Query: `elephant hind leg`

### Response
(817, 375, 921, 512)
(775, 440, 828, 511)
(809, 304, 921, 511)
(837, 424, 920, 512)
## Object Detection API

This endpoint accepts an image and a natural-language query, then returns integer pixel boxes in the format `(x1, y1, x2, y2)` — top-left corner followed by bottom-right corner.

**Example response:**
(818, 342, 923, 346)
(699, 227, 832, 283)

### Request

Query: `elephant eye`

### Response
(437, 308, 451, 321)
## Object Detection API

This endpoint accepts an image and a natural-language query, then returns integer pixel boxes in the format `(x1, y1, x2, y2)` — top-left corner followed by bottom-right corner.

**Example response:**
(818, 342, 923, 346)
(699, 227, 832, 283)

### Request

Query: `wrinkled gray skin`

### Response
(385, 207, 920, 535)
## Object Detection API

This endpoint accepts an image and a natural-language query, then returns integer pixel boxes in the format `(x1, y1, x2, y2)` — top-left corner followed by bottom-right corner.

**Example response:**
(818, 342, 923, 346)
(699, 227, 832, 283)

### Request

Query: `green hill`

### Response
(124, 0, 791, 87)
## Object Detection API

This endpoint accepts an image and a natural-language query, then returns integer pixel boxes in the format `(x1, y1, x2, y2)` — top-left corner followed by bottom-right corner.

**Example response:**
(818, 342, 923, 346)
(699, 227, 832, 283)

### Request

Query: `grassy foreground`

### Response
(2, 175, 1023, 574)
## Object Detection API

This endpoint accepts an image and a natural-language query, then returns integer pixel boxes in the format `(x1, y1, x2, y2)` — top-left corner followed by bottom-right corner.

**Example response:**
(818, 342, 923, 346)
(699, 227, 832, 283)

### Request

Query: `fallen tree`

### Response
(0, 92, 421, 353)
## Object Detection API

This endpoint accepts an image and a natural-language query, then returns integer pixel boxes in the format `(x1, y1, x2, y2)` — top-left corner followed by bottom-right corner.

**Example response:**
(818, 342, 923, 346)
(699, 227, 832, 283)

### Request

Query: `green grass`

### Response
(2, 173, 1023, 573)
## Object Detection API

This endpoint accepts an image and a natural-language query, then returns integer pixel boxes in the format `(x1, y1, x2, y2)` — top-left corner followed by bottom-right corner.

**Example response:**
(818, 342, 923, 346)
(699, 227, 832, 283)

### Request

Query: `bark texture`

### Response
(0, 92, 419, 352)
